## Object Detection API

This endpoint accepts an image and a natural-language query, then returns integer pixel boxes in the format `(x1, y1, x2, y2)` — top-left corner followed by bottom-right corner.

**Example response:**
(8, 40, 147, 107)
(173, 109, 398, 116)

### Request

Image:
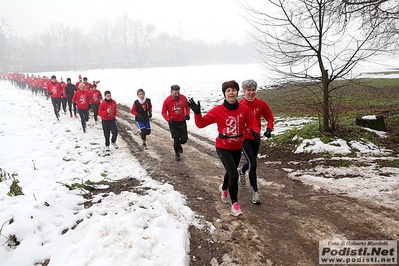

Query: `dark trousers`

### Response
(61, 98, 67, 112)
(67, 96, 77, 115)
(77, 108, 89, 131)
(51, 97, 61, 118)
(168, 120, 188, 154)
(91, 104, 100, 121)
(216, 147, 242, 204)
(102, 119, 118, 146)
(241, 138, 261, 192)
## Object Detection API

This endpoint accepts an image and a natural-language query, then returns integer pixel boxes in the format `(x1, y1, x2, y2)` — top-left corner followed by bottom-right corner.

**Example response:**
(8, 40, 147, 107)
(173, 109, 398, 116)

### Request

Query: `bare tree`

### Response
(90, 19, 116, 67)
(243, 0, 398, 132)
(341, 0, 399, 16)
(131, 20, 156, 68)
(115, 13, 134, 66)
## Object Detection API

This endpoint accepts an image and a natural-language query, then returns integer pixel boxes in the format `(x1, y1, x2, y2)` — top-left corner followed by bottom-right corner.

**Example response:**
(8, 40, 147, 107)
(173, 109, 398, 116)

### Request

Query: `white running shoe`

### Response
(219, 184, 229, 204)
(252, 191, 261, 204)
(231, 202, 243, 216)
(238, 168, 245, 185)
(112, 142, 119, 149)
(105, 146, 110, 152)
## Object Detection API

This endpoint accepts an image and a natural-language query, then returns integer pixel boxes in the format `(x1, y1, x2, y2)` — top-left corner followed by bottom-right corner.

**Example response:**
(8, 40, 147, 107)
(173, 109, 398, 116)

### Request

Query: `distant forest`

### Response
(0, 15, 257, 73)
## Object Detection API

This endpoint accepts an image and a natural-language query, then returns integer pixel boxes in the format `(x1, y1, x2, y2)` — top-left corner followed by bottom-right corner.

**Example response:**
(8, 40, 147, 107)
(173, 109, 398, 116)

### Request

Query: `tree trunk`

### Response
(322, 70, 330, 132)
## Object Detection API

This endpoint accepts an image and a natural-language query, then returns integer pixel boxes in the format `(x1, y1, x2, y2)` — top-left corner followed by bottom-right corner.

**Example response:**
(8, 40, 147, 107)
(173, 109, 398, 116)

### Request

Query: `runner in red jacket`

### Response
(88, 83, 102, 123)
(161, 85, 190, 161)
(189, 80, 260, 217)
(72, 83, 90, 132)
(238, 79, 275, 205)
(47, 75, 63, 120)
(99, 90, 119, 151)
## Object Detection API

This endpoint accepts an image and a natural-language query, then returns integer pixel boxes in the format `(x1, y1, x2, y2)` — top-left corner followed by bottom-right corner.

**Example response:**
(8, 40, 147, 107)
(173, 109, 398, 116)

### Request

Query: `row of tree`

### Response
(0, 14, 257, 73)
(1, 1, 398, 134)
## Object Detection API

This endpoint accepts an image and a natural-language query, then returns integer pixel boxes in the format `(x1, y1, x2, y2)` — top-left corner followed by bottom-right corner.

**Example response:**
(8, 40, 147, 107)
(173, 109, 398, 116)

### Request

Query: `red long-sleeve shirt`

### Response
(47, 81, 63, 98)
(99, 99, 118, 120)
(88, 89, 102, 104)
(72, 89, 89, 109)
(194, 102, 260, 150)
(239, 98, 274, 140)
(161, 95, 190, 122)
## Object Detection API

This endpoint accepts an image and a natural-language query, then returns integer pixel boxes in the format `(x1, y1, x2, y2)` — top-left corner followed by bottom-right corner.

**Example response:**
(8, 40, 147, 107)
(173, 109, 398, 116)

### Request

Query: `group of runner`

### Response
(160, 80, 275, 216)
(1, 72, 275, 217)
(1, 72, 120, 152)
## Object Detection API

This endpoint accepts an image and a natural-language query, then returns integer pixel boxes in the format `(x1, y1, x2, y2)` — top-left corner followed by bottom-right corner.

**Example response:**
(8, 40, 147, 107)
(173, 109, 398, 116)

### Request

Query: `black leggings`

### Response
(216, 147, 242, 204)
(140, 128, 151, 140)
(241, 138, 261, 192)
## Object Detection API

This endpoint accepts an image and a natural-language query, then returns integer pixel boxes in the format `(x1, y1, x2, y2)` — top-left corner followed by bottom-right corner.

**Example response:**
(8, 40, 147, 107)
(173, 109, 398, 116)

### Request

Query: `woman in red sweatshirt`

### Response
(238, 79, 274, 205)
(99, 90, 119, 152)
(188, 80, 260, 217)
(72, 83, 89, 132)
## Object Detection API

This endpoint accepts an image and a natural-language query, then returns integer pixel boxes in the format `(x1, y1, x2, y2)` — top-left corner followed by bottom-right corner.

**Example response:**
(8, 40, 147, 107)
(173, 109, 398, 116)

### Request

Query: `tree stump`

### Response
(355, 115, 387, 131)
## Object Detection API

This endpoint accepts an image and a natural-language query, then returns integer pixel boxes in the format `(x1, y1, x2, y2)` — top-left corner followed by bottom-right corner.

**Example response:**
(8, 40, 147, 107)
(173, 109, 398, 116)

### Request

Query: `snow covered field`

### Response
(1, 63, 398, 265)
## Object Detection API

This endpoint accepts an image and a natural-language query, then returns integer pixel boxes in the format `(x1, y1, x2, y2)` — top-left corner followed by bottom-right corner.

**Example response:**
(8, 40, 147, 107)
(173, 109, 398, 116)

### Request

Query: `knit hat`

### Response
(222, 80, 239, 96)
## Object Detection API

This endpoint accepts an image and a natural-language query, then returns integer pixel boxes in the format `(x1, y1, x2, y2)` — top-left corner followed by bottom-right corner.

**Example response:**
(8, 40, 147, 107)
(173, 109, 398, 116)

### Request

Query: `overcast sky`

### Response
(1, 0, 256, 44)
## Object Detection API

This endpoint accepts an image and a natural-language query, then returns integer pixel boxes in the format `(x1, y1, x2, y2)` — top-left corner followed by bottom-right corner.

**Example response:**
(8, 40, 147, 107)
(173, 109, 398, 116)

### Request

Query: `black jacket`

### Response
(65, 84, 77, 98)
(134, 98, 152, 122)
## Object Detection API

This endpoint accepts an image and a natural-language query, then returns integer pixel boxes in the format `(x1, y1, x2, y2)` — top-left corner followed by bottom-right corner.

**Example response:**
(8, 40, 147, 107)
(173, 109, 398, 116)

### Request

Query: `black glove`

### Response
(148, 112, 152, 119)
(185, 115, 190, 120)
(188, 98, 201, 114)
(253, 131, 260, 140)
(264, 128, 272, 138)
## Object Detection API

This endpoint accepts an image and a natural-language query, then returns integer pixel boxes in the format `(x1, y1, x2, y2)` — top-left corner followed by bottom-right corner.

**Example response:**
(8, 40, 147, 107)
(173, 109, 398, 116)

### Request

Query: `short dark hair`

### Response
(222, 80, 239, 95)
(66, 78, 71, 82)
(104, 90, 111, 97)
(171, 85, 180, 91)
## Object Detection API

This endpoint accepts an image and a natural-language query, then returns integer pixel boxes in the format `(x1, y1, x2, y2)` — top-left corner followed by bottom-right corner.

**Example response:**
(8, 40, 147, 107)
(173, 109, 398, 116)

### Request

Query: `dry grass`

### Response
(256, 78, 399, 153)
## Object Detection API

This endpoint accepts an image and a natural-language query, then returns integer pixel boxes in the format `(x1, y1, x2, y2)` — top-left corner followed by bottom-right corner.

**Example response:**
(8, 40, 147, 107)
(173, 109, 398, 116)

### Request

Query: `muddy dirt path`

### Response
(115, 104, 399, 266)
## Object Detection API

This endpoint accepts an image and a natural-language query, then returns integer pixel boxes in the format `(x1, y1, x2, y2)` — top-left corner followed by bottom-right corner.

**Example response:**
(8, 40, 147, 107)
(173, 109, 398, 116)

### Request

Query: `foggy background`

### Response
(1, 0, 258, 73)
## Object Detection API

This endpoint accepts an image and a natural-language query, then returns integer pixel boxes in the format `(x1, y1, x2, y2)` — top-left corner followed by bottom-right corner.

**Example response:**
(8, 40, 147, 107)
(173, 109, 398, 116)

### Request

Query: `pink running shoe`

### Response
(231, 202, 243, 216)
(218, 184, 229, 204)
